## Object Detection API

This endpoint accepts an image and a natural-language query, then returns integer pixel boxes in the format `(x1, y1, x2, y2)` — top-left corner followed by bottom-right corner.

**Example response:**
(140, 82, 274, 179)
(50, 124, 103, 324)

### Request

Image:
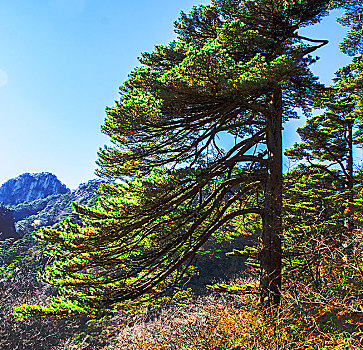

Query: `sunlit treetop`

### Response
(99, 0, 331, 180)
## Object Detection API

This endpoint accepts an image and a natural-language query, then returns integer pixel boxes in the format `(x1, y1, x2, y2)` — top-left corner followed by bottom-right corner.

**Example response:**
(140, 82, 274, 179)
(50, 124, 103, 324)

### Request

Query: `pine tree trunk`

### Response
(260, 86, 283, 307)
(345, 119, 353, 232)
(346, 119, 354, 192)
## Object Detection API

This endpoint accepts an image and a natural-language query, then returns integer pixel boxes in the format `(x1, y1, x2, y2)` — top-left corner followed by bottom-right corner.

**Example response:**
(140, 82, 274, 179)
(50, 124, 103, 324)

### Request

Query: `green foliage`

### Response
(0, 180, 103, 284)
(4, 1, 363, 348)
(286, 69, 359, 178)
(337, 0, 363, 56)
(14, 0, 356, 320)
(0, 233, 35, 269)
(13, 297, 100, 322)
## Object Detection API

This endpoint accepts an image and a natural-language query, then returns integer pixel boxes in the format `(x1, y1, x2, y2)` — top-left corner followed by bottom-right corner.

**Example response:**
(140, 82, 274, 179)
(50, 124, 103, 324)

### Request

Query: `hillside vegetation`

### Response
(2, 0, 363, 349)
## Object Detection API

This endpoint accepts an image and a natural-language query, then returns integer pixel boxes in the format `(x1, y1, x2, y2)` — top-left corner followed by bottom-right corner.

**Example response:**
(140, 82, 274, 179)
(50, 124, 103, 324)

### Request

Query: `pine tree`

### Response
(286, 60, 363, 237)
(336, 0, 363, 56)
(285, 84, 357, 192)
(16, 0, 334, 319)
(283, 166, 342, 287)
(283, 1, 363, 291)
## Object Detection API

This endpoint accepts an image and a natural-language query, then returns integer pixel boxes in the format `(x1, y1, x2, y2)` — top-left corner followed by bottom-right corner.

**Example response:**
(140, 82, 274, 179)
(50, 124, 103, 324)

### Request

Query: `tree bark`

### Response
(346, 118, 354, 192)
(260, 85, 283, 307)
(345, 118, 354, 232)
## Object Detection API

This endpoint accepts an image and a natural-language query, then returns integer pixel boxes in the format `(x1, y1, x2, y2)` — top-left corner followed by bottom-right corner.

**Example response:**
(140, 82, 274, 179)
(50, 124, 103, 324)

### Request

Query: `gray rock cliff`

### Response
(0, 173, 104, 239)
(0, 172, 70, 205)
(10, 178, 104, 234)
(0, 206, 19, 240)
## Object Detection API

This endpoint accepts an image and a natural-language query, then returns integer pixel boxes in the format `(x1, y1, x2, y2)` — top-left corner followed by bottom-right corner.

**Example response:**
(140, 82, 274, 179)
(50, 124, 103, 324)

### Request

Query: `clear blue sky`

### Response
(0, 1, 352, 188)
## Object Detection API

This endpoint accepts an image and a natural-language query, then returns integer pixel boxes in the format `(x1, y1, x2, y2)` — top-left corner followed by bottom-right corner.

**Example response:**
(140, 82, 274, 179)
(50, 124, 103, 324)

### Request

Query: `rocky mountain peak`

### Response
(73, 179, 103, 199)
(0, 172, 70, 205)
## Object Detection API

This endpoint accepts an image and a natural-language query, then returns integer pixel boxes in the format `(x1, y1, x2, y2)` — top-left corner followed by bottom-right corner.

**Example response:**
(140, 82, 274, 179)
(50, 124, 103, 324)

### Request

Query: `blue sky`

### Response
(0, 1, 352, 188)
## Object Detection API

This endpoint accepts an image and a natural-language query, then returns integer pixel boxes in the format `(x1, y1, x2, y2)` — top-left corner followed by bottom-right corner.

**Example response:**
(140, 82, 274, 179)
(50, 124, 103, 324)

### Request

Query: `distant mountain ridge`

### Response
(0, 173, 104, 240)
(0, 172, 70, 205)
(13, 179, 103, 234)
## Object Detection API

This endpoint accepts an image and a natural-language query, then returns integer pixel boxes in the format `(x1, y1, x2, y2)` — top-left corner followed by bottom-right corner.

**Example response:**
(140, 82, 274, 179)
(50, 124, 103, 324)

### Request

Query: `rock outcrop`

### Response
(10, 178, 104, 235)
(0, 172, 70, 205)
(0, 206, 19, 240)
(0, 172, 104, 239)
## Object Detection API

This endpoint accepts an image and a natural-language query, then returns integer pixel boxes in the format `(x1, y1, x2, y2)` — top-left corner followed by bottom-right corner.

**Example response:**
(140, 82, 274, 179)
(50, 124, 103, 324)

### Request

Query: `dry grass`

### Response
(2, 231, 363, 349)
(105, 294, 271, 350)
(2, 267, 363, 350)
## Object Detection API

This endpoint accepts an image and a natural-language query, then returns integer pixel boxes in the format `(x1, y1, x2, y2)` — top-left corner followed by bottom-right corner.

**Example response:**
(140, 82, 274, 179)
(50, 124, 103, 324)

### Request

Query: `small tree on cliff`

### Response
(16, 0, 333, 319)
